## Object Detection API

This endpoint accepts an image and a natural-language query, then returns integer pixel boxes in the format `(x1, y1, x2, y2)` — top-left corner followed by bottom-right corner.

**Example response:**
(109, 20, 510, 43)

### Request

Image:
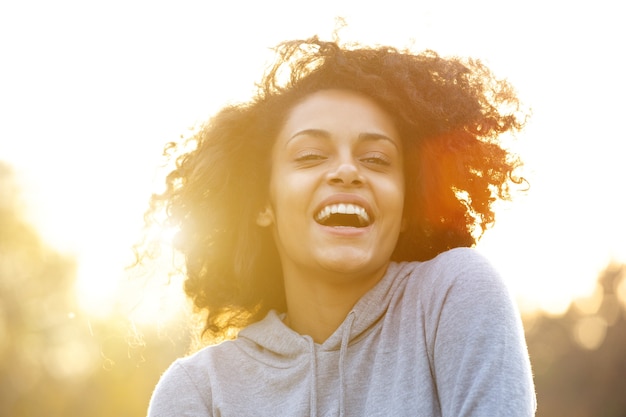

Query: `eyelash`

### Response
(360, 153, 391, 166)
(294, 152, 326, 162)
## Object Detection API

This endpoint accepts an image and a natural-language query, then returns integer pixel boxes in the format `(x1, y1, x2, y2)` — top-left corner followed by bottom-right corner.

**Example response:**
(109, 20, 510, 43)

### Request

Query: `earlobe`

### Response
(256, 205, 274, 227)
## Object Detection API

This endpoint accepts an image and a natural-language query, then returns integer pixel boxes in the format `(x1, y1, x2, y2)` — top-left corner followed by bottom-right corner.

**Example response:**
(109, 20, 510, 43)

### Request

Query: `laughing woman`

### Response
(145, 37, 536, 416)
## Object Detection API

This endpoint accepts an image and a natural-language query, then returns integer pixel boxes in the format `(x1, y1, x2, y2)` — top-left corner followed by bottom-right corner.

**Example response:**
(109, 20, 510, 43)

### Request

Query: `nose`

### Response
(326, 158, 364, 186)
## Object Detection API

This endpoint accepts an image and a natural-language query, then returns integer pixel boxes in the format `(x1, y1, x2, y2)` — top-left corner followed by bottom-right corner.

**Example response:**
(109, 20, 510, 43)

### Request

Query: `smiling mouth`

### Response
(315, 203, 371, 228)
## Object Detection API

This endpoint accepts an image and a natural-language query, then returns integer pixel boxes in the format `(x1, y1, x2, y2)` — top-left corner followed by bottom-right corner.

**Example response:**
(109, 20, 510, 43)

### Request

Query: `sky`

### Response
(1, 0, 625, 319)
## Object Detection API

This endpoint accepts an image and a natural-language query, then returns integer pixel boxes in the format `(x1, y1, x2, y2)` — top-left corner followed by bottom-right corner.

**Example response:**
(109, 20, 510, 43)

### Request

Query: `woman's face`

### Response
(259, 89, 405, 283)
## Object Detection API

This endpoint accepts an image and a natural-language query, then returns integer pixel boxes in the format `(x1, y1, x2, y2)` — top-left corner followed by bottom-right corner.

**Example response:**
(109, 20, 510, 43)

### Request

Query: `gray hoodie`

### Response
(147, 248, 536, 416)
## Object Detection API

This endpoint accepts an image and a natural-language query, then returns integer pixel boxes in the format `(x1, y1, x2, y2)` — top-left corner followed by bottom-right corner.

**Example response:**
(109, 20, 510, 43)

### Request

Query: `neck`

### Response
(282, 265, 388, 343)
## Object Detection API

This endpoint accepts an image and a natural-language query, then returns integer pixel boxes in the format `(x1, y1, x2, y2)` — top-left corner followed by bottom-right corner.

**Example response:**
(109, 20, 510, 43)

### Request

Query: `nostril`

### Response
(326, 163, 364, 186)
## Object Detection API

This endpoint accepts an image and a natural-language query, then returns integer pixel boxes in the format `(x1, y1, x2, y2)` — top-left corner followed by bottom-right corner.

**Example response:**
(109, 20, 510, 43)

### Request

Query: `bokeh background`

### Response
(1, 1, 625, 416)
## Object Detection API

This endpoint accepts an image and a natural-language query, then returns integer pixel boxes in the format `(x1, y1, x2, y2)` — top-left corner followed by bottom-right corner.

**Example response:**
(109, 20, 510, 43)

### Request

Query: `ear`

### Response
(256, 204, 274, 227)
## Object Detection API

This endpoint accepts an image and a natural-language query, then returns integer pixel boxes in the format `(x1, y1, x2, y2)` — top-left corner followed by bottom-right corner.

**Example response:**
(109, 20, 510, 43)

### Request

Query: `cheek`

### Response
(394, 170, 406, 204)
(382, 174, 405, 204)
(385, 177, 406, 225)
(267, 173, 306, 222)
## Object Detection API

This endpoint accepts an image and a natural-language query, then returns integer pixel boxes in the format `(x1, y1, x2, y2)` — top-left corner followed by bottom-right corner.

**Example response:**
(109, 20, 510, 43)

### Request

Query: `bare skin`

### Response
(281, 266, 386, 343)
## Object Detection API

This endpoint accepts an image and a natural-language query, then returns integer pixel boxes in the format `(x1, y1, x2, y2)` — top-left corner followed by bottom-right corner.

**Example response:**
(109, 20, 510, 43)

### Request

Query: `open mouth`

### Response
(314, 203, 371, 228)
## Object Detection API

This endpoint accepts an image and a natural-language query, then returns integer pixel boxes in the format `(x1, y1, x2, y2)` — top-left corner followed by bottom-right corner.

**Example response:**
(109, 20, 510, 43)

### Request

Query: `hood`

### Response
(236, 262, 414, 417)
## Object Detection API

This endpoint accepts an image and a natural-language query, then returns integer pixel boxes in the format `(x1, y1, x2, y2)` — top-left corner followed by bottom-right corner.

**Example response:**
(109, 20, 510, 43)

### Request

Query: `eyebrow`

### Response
(287, 129, 400, 150)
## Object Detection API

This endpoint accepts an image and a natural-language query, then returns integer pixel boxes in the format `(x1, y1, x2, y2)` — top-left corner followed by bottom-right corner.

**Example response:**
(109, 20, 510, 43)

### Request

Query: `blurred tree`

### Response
(0, 163, 188, 417)
(0, 162, 80, 414)
(525, 263, 626, 417)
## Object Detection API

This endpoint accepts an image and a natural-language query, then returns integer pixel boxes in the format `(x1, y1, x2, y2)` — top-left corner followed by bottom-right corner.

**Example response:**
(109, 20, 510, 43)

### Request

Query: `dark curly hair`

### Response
(143, 37, 527, 342)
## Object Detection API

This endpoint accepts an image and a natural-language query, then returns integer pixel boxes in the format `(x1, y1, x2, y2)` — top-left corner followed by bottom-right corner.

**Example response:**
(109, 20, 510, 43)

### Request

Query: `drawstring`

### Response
(309, 338, 318, 417)
(308, 311, 356, 417)
(338, 311, 355, 417)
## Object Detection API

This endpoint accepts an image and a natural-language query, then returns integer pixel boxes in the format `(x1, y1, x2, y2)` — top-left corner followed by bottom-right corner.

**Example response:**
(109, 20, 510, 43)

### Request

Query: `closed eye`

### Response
(296, 154, 325, 161)
(360, 152, 391, 166)
(294, 151, 327, 166)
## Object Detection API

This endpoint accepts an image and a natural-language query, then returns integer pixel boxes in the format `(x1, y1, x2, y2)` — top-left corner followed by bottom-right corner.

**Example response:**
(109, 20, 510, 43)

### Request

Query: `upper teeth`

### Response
(315, 203, 370, 225)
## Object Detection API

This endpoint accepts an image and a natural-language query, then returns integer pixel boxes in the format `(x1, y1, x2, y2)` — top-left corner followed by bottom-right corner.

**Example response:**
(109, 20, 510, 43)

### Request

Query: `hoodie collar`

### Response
(237, 262, 414, 417)
(238, 261, 413, 354)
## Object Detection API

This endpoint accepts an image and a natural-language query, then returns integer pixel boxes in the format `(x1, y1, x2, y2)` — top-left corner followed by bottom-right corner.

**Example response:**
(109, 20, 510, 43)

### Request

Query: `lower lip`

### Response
(316, 223, 372, 236)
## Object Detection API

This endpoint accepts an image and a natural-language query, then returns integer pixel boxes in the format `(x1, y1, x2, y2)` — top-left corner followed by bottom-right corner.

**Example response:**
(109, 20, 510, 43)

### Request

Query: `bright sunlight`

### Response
(2, 0, 625, 324)
(2, 2, 625, 417)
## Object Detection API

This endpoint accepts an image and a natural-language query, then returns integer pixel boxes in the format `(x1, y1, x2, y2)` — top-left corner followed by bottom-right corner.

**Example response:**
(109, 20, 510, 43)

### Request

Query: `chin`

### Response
(317, 250, 384, 276)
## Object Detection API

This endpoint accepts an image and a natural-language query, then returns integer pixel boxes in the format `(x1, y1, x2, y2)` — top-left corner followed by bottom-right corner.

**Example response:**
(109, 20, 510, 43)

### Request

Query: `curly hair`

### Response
(144, 36, 527, 342)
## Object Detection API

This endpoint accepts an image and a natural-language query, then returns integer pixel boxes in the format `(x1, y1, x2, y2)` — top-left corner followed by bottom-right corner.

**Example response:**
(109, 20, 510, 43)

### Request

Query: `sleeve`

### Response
(147, 360, 212, 417)
(428, 248, 537, 417)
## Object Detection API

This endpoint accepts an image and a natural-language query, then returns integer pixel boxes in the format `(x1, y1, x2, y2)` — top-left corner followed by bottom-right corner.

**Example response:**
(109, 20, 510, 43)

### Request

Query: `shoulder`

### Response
(421, 246, 498, 278)
(395, 247, 523, 345)
(147, 344, 229, 417)
(396, 248, 525, 353)
(405, 249, 537, 415)
(400, 247, 508, 300)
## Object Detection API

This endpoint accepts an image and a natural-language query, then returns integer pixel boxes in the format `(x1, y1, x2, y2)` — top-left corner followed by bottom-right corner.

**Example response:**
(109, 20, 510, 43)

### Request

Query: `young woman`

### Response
(146, 37, 536, 416)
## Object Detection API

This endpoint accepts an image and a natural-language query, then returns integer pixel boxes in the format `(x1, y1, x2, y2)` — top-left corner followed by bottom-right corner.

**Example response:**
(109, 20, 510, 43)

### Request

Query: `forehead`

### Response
(277, 89, 400, 144)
